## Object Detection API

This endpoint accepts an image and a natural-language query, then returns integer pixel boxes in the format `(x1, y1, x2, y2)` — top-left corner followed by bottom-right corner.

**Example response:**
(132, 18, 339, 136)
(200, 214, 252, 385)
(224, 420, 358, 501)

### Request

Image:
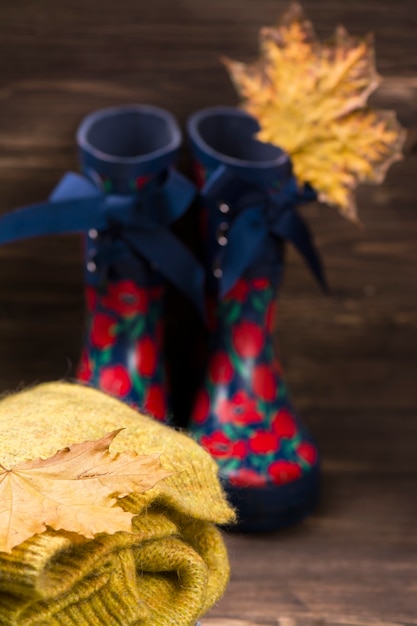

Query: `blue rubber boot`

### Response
(74, 105, 201, 415)
(0, 105, 203, 419)
(187, 106, 325, 532)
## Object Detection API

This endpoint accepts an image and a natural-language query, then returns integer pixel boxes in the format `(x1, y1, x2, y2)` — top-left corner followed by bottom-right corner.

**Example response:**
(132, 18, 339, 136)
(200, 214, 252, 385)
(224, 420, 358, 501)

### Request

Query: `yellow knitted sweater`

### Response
(0, 382, 235, 626)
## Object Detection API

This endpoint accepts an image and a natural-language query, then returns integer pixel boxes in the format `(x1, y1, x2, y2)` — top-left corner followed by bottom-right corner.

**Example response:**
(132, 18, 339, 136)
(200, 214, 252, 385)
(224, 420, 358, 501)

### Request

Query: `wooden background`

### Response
(0, 1, 416, 624)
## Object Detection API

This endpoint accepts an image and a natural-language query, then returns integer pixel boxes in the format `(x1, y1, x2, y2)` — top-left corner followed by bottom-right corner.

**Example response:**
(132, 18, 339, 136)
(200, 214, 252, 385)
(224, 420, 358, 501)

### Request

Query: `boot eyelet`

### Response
(86, 261, 97, 273)
(213, 266, 223, 278)
(218, 202, 230, 214)
(216, 222, 229, 247)
(88, 228, 99, 240)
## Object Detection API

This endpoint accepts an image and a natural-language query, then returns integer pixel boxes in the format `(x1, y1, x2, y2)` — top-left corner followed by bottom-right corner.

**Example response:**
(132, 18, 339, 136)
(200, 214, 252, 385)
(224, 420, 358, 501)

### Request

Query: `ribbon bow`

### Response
(0, 170, 205, 315)
(201, 164, 328, 297)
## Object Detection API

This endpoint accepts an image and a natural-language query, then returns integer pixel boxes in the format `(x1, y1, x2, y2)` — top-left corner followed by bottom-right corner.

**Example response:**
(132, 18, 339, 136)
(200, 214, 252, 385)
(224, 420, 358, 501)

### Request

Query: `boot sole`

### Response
(222, 463, 320, 533)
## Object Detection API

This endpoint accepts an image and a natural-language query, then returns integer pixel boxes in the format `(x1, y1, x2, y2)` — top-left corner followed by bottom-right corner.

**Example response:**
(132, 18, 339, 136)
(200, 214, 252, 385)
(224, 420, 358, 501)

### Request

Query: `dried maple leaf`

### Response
(0, 429, 171, 553)
(223, 2, 406, 221)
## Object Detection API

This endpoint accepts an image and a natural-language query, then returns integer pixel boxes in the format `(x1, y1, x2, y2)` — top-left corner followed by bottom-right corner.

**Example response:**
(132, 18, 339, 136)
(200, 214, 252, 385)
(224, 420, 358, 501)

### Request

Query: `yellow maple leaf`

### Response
(223, 2, 406, 221)
(0, 429, 171, 553)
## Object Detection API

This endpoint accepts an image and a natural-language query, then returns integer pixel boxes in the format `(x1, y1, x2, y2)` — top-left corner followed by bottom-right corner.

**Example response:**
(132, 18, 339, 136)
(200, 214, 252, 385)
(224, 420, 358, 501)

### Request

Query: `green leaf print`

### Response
(131, 369, 145, 400)
(251, 454, 267, 468)
(230, 350, 251, 380)
(224, 458, 240, 471)
(96, 347, 113, 367)
(131, 317, 146, 339)
(224, 302, 241, 324)
(287, 433, 303, 451)
(252, 295, 265, 313)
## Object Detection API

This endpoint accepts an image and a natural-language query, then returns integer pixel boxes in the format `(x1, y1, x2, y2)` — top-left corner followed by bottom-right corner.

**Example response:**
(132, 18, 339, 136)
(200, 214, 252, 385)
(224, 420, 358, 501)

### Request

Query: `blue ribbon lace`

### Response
(201, 164, 328, 297)
(0, 169, 205, 315)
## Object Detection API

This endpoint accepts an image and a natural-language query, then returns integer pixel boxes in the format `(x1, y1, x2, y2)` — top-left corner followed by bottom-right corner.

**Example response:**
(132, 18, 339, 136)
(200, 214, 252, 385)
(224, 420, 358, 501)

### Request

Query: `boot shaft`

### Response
(187, 106, 294, 297)
(77, 105, 182, 290)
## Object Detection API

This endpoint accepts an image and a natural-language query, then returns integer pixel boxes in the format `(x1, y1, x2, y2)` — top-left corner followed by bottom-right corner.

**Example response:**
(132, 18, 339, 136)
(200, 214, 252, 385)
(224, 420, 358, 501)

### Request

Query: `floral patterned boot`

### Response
(187, 106, 325, 531)
(0, 105, 202, 420)
(77, 274, 168, 419)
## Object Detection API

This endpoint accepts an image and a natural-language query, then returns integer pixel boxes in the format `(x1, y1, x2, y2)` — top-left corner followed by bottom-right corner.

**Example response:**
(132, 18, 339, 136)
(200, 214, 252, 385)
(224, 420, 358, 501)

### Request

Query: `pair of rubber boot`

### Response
(0, 104, 325, 532)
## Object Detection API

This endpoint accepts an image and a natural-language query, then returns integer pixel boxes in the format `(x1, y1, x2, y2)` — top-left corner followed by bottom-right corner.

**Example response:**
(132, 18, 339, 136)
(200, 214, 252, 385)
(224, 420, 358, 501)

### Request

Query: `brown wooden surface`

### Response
(0, 1, 416, 624)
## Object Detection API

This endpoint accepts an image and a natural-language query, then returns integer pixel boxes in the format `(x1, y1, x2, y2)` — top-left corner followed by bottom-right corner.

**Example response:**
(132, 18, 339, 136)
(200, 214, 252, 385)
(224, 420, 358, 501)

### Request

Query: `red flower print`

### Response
(99, 364, 132, 397)
(252, 277, 269, 290)
(101, 280, 148, 317)
(136, 336, 157, 377)
(271, 408, 297, 438)
(135, 173, 152, 190)
(232, 321, 264, 359)
(249, 430, 280, 454)
(85, 286, 97, 311)
(144, 384, 166, 421)
(216, 390, 263, 426)
(77, 350, 92, 382)
(265, 299, 277, 333)
(224, 279, 250, 303)
(200, 431, 248, 460)
(192, 389, 210, 425)
(193, 161, 206, 188)
(268, 459, 302, 485)
(229, 467, 267, 488)
(252, 364, 277, 401)
(231, 440, 248, 460)
(297, 441, 318, 466)
(200, 431, 231, 459)
(209, 351, 234, 384)
(90, 313, 117, 349)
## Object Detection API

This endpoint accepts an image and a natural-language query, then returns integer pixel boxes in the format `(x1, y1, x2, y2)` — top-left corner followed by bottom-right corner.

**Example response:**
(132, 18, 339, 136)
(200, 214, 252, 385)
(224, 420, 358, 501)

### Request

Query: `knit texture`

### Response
(0, 382, 235, 625)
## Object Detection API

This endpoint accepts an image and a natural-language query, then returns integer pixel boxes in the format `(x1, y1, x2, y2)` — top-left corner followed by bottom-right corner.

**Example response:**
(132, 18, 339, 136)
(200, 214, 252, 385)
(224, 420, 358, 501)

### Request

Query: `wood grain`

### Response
(0, 1, 416, 624)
